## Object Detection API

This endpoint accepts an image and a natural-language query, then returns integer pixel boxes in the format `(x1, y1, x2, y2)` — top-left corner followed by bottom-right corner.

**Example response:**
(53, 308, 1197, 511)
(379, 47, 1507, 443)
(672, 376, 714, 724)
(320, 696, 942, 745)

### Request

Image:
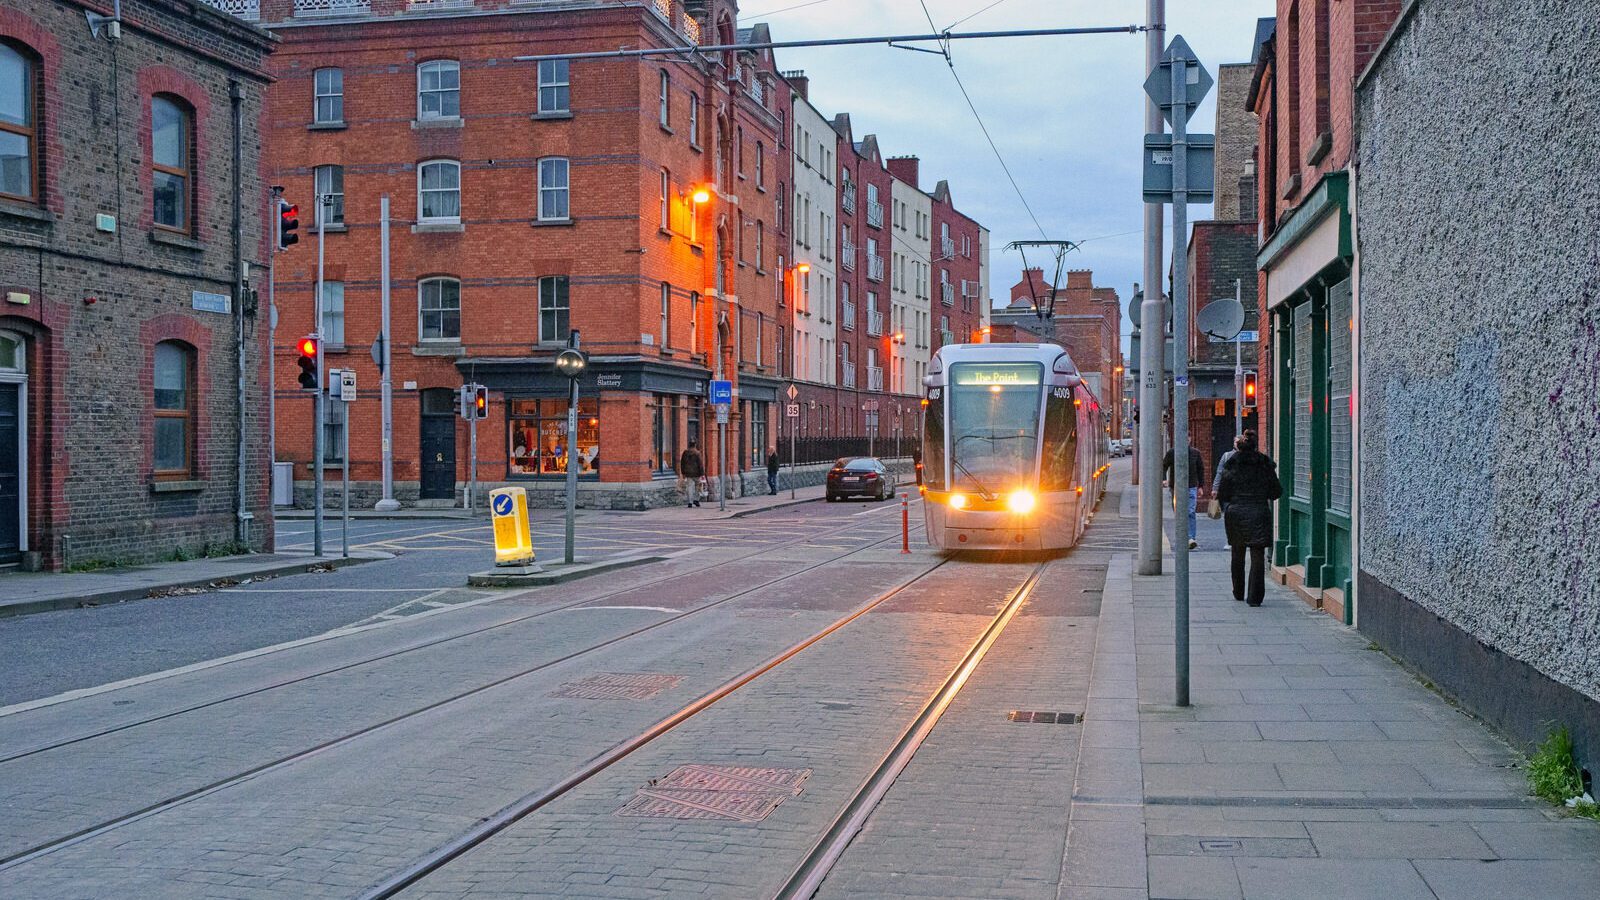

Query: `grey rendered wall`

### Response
(1356, 0, 1600, 757)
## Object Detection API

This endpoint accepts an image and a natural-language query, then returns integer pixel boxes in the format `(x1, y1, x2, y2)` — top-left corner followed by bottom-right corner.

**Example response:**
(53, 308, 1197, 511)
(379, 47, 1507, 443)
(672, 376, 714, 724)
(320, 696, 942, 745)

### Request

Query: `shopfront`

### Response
(1259, 171, 1354, 621)
(508, 397, 600, 478)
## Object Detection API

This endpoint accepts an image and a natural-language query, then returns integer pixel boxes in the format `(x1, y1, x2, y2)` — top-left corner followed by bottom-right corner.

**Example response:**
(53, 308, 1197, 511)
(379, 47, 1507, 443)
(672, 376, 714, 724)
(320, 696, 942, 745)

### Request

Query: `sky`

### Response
(742, 0, 1275, 353)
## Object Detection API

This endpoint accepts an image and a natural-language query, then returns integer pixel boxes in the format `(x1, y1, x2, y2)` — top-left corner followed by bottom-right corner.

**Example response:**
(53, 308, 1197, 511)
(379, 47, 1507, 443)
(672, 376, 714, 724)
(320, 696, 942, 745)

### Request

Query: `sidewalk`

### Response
(1062, 506, 1600, 898)
(0, 551, 388, 620)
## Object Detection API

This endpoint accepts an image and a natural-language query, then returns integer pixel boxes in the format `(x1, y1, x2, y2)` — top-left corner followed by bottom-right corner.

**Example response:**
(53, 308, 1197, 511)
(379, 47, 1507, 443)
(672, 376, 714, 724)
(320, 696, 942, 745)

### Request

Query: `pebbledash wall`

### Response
(0, 0, 275, 570)
(1356, 0, 1600, 770)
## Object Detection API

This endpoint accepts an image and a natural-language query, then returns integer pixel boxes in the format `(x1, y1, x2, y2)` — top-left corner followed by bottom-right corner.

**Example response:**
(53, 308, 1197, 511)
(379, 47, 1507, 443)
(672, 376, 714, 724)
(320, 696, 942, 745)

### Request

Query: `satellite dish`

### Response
(1128, 292, 1172, 332)
(1197, 297, 1245, 340)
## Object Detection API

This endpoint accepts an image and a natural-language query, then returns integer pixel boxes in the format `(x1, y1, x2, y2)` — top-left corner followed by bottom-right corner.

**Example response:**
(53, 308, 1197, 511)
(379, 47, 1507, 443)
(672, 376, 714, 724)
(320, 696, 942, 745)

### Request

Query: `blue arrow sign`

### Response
(492, 494, 514, 517)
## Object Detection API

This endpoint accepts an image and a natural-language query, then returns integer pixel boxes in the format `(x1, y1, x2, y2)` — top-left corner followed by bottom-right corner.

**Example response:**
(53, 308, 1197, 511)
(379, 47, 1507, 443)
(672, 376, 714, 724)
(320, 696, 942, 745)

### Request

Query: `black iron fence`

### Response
(779, 436, 917, 466)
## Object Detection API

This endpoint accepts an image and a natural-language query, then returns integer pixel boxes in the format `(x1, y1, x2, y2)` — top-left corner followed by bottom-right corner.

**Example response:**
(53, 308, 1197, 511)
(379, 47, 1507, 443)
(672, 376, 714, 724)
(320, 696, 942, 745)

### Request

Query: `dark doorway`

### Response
(0, 383, 19, 566)
(419, 389, 457, 501)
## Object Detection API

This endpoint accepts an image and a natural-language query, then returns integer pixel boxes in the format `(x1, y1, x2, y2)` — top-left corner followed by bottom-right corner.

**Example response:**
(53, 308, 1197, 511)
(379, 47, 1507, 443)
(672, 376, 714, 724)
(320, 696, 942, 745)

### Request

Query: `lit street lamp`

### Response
(556, 335, 587, 564)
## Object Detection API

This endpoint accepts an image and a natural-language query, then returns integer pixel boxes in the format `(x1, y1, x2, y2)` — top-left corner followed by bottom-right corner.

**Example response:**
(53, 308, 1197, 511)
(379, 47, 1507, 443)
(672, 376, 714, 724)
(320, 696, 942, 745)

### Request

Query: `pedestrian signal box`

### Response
(489, 486, 534, 566)
(1243, 371, 1258, 408)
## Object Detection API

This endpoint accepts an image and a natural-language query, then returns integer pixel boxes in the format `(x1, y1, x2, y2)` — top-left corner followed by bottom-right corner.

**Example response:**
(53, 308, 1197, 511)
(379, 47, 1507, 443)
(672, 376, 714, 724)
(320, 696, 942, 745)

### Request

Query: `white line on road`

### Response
(556, 605, 678, 614)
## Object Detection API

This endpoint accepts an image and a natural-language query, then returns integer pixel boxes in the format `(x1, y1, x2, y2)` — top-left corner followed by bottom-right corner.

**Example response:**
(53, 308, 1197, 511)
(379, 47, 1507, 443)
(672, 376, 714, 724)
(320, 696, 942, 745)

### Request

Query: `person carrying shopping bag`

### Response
(679, 441, 705, 508)
(1215, 431, 1282, 606)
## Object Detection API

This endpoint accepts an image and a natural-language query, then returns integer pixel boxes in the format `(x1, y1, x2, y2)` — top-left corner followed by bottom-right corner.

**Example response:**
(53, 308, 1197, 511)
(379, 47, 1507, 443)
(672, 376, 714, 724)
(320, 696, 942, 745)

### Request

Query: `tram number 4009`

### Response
(1052, 387, 1073, 399)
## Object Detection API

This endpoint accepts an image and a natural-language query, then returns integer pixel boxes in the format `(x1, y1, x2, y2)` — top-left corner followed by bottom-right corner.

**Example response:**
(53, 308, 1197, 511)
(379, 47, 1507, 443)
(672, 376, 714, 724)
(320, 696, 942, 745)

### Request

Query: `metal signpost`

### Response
(556, 334, 587, 564)
(1143, 34, 1214, 708)
(710, 378, 732, 512)
(336, 367, 355, 557)
(375, 196, 399, 512)
(1136, 0, 1166, 577)
(786, 383, 799, 499)
(312, 193, 328, 557)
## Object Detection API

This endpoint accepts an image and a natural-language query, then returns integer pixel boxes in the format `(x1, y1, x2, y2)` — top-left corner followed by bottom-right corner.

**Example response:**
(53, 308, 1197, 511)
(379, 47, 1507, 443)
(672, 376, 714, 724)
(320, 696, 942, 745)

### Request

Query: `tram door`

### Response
(419, 389, 458, 501)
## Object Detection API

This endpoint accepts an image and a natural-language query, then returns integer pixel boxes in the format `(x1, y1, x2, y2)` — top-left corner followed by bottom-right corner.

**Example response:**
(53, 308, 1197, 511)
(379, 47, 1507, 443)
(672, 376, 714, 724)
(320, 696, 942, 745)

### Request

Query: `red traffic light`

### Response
(297, 337, 318, 357)
(296, 336, 320, 389)
(1243, 372, 1258, 407)
(278, 200, 300, 249)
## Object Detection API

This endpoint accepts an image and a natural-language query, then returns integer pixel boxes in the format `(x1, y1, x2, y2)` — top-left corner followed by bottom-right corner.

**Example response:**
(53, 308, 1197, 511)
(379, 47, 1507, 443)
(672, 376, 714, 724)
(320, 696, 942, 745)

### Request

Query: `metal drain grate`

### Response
(1008, 710, 1080, 724)
(617, 765, 812, 822)
(550, 672, 683, 701)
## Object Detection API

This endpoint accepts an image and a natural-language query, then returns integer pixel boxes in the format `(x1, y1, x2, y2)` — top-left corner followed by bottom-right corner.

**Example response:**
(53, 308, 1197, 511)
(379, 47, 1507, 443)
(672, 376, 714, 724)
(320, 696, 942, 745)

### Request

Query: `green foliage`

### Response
(1527, 727, 1585, 808)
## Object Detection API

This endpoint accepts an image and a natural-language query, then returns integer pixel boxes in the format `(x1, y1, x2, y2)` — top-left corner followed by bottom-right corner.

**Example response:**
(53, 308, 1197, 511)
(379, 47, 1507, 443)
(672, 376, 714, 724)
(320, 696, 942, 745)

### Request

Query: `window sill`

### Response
(313, 223, 347, 234)
(412, 222, 464, 234)
(413, 116, 464, 130)
(150, 229, 204, 252)
(756, 184, 765, 193)
(324, 344, 348, 354)
(532, 110, 573, 121)
(308, 120, 347, 131)
(1304, 131, 1332, 167)
(659, 124, 675, 136)
(690, 142, 703, 154)
(0, 199, 53, 225)
(150, 479, 204, 494)
(412, 342, 465, 357)
(1280, 173, 1302, 200)
(531, 218, 575, 228)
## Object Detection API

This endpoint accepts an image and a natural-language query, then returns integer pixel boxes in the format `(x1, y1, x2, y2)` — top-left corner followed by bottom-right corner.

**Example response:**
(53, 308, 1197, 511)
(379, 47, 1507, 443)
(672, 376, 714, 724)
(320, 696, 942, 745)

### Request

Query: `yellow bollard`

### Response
(489, 486, 535, 567)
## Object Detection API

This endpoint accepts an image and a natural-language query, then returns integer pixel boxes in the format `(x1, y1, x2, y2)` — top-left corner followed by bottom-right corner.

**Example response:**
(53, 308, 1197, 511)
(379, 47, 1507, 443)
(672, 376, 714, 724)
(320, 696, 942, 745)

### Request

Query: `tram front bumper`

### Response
(939, 510, 1043, 550)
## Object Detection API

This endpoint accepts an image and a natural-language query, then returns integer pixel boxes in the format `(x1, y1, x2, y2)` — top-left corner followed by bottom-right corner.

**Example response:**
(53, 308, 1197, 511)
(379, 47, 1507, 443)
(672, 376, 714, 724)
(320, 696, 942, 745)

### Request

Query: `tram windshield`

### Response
(947, 362, 1044, 497)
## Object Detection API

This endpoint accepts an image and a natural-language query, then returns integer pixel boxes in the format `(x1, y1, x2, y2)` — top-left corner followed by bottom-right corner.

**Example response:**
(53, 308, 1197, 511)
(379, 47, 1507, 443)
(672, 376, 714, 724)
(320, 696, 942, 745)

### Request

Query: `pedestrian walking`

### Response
(1215, 431, 1282, 606)
(766, 448, 780, 495)
(1163, 443, 1206, 550)
(1210, 428, 1257, 548)
(679, 442, 705, 508)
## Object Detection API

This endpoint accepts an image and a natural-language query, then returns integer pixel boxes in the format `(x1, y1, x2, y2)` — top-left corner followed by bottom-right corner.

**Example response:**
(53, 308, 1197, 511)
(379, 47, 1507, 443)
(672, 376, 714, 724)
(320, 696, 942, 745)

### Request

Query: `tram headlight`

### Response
(948, 493, 969, 510)
(1007, 490, 1036, 514)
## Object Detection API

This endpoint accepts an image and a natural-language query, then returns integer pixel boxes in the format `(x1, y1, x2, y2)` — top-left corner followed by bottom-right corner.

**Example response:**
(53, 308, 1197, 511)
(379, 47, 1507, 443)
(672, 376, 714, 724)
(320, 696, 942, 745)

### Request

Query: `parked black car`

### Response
(825, 457, 894, 502)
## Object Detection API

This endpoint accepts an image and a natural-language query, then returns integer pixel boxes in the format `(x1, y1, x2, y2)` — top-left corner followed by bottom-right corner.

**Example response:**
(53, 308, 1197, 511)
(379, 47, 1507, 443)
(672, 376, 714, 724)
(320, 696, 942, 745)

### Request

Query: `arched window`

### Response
(151, 95, 193, 232)
(153, 341, 195, 478)
(754, 141, 764, 187)
(658, 69, 671, 127)
(0, 41, 39, 203)
(417, 159, 460, 224)
(419, 277, 461, 342)
(417, 60, 460, 120)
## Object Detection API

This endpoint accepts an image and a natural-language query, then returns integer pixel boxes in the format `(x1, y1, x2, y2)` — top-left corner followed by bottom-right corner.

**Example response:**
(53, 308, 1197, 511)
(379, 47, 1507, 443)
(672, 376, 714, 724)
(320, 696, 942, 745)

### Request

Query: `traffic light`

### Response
(296, 336, 319, 389)
(1243, 371, 1258, 408)
(472, 385, 489, 419)
(278, 199, 300, 250)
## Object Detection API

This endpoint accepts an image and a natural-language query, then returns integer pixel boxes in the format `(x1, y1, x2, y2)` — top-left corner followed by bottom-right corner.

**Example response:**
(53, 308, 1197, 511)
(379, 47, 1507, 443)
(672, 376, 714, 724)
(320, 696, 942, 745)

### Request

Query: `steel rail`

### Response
(0, 516, 927, 871)
(0, 500, 919, 764)
(773, 560, 1050, 899)
(359, 554, 971, 900)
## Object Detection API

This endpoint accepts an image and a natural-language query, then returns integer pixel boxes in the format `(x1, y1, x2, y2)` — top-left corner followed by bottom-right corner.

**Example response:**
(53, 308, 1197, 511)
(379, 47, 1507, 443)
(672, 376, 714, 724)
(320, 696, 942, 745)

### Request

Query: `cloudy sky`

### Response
(742, 0, 1274, 351)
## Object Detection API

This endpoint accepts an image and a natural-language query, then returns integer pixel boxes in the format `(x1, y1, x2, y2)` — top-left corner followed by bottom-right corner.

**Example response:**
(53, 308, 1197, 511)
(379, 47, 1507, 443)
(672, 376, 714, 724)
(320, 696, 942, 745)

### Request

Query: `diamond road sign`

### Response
(785, 383, 799, 400)
(1143, 35, 1212, 126)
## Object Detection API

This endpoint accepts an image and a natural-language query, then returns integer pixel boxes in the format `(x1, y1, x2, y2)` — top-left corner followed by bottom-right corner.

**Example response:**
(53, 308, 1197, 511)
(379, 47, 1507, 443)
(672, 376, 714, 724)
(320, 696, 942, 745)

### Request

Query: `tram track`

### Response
(363, 557, 1052, 899)
(0, 502, 919, 764)
(0, 510, 928, 872)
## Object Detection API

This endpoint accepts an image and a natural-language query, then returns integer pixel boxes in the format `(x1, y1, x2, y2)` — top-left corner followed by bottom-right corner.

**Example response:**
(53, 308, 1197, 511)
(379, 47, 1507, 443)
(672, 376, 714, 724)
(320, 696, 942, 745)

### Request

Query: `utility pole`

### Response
(376, 195, 399, 511)
(1170, 45, 1194, 708)
(565, 335, 581, 563)
(1235, 278, 1244, 438)
(268, 186, 280, 481)
(1136, 0, 1167, 576)
(313, 192, 327, 557)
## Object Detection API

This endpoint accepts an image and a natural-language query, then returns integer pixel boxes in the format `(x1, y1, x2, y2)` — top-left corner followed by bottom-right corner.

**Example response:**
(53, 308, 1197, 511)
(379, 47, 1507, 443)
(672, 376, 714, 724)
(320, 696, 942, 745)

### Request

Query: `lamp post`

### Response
(555, 333, 587, 564)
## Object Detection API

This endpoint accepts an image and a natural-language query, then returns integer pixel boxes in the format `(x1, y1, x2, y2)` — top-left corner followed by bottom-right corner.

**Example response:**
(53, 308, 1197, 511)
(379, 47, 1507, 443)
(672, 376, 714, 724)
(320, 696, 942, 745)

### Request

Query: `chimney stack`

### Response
(782, 69, 809, 100)
(887, 155, 920, 188)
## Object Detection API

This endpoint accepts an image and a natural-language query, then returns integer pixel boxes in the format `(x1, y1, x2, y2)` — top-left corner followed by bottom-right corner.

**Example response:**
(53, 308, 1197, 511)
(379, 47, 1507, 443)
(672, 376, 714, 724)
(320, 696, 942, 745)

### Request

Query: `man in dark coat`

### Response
(766, 448, 780, 495)
(1216, 433, 1282, 606)
(679, 442, 705, 507)
(1162, 443, 1207, 549)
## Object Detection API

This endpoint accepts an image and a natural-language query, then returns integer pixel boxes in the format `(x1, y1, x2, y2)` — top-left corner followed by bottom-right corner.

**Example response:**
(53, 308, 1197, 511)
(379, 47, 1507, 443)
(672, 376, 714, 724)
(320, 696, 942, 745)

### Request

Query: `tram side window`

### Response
(923, 391, 946, 490)
(1040, 389, 1078, 491)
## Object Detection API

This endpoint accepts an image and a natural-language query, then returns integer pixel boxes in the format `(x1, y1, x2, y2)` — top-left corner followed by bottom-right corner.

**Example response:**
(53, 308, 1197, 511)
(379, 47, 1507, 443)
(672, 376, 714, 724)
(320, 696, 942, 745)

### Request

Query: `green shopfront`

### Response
(1258, 172, 1354, 622)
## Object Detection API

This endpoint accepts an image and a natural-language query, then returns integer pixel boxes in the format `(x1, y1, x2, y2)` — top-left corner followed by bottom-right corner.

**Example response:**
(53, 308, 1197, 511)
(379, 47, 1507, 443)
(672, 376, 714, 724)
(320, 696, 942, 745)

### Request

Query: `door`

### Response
(0, 383, 20, 565)
(419, 390, 457, 500)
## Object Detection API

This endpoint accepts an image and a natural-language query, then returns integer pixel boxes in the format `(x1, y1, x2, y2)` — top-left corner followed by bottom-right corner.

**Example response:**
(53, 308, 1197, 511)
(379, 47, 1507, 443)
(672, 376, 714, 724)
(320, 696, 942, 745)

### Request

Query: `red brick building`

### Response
(263, 0, 787, 508)
(991, 268, 1124, 441)
(1247, 1, 1400, 613)
(929, 180, 986, 354)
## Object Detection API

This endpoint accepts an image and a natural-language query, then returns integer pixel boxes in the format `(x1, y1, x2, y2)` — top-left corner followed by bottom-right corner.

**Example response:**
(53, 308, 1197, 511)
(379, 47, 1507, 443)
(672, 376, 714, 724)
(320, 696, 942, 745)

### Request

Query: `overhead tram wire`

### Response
(947, 0, 1014, 30)
(741, 0, 840, 20)
(512, 24, 1145, 63)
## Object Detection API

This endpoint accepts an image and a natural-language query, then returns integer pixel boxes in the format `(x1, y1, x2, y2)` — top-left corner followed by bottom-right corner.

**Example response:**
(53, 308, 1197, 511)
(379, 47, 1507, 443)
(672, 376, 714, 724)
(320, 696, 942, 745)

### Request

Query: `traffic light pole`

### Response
(376, 195, 399, 512)
(1234, 278, 1243, 437)
(564, 332, 582, 564)
(312, 193, 327, 557)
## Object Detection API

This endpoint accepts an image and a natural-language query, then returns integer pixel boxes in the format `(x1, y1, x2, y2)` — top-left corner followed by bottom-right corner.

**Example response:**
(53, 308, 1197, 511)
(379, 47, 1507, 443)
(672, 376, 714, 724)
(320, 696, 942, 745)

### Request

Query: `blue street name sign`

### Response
(710, 380, 733, 405)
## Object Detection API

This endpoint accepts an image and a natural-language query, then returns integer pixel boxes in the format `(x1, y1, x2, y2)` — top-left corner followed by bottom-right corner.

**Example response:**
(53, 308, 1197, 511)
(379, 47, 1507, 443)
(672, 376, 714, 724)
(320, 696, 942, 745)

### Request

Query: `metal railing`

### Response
(842, 366, 857, 388)
(682, 15, 702, 43)
(840, 241, 856, 271)
(941, 330, 956, 346)
(776, 435, 915, 466)
(652, 0, 672, 22)
(865, 200, 884, 228)
(294, 0, 368, 16)
(941, 282, 955, 306)
(941, 236, 954, 259)
(866, 254, 885, 282)
(867, 311, 884, 336)
(841, 300, 855, 328)
(202, 0, 259, 20)
(841, 190, 856, 215)
(866, 365, 884, 391)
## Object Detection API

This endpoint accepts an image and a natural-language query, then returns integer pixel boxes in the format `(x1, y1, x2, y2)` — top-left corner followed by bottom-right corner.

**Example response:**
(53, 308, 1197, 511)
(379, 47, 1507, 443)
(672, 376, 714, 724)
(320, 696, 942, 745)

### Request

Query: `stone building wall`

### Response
(1356, 0, 1600, 766)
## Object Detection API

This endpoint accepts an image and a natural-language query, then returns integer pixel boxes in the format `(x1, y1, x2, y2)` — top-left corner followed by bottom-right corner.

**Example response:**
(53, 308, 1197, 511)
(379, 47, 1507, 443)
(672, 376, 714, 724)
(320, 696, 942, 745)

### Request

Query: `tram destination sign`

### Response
(952, 363, 1043, 386)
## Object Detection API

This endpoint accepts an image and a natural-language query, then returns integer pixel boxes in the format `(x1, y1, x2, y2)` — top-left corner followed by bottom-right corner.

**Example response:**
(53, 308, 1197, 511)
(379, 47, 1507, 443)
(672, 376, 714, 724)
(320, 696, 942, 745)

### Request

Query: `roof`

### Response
(1246, 17, 1277, 110)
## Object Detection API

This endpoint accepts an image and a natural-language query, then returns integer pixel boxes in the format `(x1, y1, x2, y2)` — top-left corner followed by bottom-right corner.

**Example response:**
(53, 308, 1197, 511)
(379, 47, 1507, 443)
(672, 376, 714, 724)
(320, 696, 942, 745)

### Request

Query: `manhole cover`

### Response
(1008, 710, 1080, 724)
(617, 765, 812, 823)
(550, 672, 683, 701)
(1200, 839, 1244, 852)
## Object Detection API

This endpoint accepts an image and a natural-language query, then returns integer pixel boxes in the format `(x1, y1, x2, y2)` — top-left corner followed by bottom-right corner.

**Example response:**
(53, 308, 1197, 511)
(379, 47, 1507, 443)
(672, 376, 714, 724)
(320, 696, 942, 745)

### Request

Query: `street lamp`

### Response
(555, 335, 587, 564)
(691, 186, 712, 205)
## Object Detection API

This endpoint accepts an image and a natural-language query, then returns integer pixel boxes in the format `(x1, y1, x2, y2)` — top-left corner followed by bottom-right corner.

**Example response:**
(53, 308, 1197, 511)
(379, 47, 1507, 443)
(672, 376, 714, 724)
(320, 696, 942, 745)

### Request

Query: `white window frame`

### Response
(538, 59, 570, 114)
(418, 277, 461, 343)
(659, 168, 670, 230)
(416, 59, 461, 121)
(313, 164, 344, 226)
(688, 92, 699, 146)
(313, 68, 343, 124)
(660, 282, 671, 348)
(538, 157, 570, 222)
(658, 69, 671, 127)
(416, 159, 461, 225)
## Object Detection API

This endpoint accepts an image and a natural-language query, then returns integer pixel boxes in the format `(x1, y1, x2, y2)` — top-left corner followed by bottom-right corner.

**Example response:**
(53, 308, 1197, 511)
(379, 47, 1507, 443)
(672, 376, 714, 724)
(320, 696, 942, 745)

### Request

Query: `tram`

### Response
(920, 343, 1109, 551)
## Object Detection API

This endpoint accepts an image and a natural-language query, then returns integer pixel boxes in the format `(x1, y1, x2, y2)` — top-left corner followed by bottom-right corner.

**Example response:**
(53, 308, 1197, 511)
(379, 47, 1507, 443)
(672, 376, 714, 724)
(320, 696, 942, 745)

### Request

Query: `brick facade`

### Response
(0, 0, 275, 570)
(990, 268, 1123, 441)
